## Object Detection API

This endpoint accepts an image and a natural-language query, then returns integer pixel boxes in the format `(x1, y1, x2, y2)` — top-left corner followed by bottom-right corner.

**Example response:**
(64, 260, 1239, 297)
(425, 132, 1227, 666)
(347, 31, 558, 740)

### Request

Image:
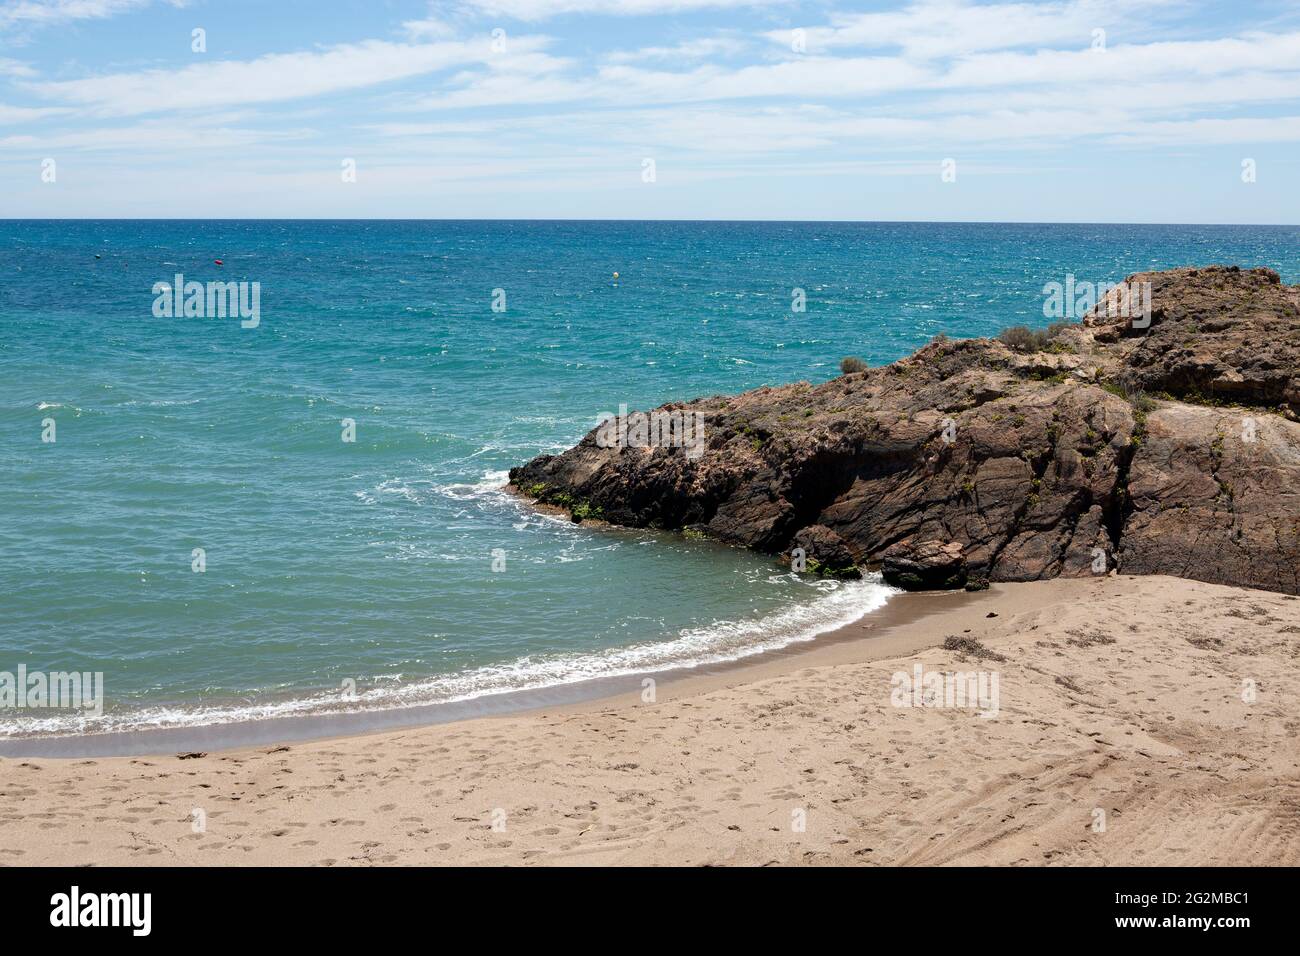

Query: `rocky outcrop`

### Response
(882, 540, 970, 591)
(510, 266, 1300, 595)
(1087, 265, 1300, 413)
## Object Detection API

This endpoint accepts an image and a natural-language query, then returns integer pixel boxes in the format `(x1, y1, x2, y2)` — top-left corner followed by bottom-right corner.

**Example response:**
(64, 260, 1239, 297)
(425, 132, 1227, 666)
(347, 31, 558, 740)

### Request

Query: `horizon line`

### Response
(3, 218, 1299, 227)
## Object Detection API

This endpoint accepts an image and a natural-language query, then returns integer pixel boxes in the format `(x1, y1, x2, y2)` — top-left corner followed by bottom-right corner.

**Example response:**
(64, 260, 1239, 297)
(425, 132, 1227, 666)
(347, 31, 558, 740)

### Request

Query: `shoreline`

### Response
(0, 580, 975, 759)
(5, 573, 1297, 866)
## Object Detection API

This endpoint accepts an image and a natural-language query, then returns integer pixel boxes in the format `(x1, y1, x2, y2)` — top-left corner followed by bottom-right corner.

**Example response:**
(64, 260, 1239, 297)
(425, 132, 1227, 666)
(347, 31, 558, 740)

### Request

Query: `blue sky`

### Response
(2, 0, 1300, 221)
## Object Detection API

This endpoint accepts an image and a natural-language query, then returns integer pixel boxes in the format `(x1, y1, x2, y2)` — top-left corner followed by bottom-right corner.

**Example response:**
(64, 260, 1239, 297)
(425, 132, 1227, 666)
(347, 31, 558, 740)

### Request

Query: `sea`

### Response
(1, 220, 1296, 741)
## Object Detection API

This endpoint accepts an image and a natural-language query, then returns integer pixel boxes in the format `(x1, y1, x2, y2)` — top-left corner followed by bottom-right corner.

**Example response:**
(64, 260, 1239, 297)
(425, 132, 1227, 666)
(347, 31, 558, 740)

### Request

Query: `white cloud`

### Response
(403, 16, 456, 40)
(367, 94, 1300, 162)
(771, 0, 1153, 59)
(0, 56, 36, 76)
(600, 56, 932, 103)
(0, 116, 306, 151)
(407, 25, 1300, 116)
(28, 36, 553, 116)
(456, 0, 780, 21)
(396, 47, 583, 110)
(0, 101, 66, 122)
(1103, 115, 1300, 146)
(921, 72, 1300, 117)
(0, 0, 167, 29)
(935, 31, 1300, 89)
(604, 37, 747, 64)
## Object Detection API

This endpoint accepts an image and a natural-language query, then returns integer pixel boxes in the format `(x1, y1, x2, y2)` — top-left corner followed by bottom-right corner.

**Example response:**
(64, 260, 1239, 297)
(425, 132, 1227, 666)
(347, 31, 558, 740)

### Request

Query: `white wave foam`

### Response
(355, 469, 511, 508)
(373, 477, 427, 504)
(0, 575, 897, 739)
(434, 469, 510, 501)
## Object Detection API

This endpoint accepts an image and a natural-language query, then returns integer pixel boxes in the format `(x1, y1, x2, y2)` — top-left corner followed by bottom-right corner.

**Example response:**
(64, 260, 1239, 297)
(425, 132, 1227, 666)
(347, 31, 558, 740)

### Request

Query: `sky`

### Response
(2, 0, 1299, 221)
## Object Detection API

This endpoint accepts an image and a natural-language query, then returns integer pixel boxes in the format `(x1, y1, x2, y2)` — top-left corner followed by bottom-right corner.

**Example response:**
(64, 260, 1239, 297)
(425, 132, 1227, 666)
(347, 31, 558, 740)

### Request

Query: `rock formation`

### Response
(510, 266, 1300, 595)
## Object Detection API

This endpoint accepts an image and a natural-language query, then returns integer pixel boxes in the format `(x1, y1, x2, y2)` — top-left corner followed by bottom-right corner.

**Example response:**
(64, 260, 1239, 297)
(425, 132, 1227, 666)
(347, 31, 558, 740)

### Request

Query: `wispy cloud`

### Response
(768, 0, 1149, 57)
(0, 0, 167, 30)
(27, 36, 553, 116)
(0, 100, 65, 122)
(604, 37, 748, 64)
(0, 56, 35, 75)
(456, 0, 781, 20)
(383, 22, 1300, 119)
(0, 114, 307, 150)
(402, 15, 457, 40)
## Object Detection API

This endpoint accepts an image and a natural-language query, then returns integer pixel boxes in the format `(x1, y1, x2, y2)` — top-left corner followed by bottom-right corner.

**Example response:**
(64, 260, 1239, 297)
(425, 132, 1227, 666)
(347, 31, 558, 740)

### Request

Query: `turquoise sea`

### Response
(2, 220, 1297, 738)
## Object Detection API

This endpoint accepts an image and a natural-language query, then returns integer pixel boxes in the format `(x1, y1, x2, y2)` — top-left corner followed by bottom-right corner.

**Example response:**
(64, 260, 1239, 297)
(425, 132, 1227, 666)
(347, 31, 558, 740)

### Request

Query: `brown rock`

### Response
(882, 540, 967, 590)
(790, 524, 860, 578)
(510, 266, 1300, 594)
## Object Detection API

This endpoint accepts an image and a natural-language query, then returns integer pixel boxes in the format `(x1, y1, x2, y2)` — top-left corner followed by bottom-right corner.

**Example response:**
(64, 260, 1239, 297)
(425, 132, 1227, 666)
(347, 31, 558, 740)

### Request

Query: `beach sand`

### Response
(2, 574, 1297, 866)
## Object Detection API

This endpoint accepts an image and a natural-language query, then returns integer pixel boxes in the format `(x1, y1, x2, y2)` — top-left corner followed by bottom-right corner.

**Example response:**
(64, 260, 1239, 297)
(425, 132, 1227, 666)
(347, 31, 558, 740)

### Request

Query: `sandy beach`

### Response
(2, 574, 1297, 867)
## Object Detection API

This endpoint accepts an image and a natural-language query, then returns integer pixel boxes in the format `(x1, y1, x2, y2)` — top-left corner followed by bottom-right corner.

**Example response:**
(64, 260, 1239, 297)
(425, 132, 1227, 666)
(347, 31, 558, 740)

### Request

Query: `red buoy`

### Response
(214, 259, 224, 266)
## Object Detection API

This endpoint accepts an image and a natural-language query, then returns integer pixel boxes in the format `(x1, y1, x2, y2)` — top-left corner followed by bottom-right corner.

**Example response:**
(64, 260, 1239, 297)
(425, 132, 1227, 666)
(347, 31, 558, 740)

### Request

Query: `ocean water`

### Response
(1, 220, 1296, 738)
